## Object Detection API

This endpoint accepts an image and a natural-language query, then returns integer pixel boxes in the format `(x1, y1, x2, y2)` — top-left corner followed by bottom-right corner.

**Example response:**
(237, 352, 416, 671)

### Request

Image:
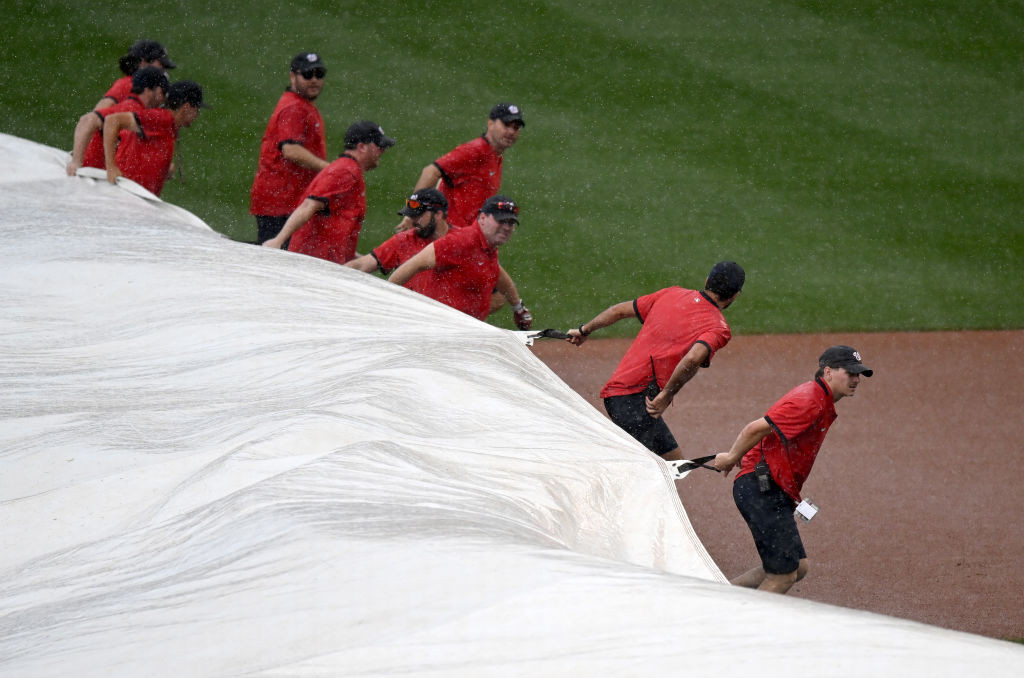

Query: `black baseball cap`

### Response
(480, 195, 520, 223)
(131, 66, 170, 93)
(167, 81, 211, 109)
(489, 102, 525, 127)
(398, 188, 448, 217)
(344, 120, 396, 149)
(819, 345, 874, 377)
(291, 52, 325, 72)
(706, 261, 745, 298)
(129, 40, 176, 69)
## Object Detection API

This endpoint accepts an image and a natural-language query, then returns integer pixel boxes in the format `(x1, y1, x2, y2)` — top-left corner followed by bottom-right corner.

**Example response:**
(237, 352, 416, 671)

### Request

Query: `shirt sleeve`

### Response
(433, 140, 479, 183)
(634, 288, 670, 323)
(305, 163, 357, 213)
(305, 163, 341, 198)
(372, 236, 403, 272)
(275, 105, 314, 148)
(104, 78, 131, 102)
(695, 324, 731, 365)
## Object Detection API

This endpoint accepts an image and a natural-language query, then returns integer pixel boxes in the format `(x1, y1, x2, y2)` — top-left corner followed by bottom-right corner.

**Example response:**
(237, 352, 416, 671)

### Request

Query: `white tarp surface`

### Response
(1, 132, 1021, 676)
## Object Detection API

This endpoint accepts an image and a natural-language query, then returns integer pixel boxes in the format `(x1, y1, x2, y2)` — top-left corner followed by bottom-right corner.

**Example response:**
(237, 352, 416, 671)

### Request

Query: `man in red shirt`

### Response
(713, 346, 873, 594)
(262, 120, 394, 265)
(249, 52, 330, 244)
(387, 195, 529, 326)
(346, 188, 452, 295)
(95, 40, 176, 110)
(397, 102, 524, 232)
(67, 67, 169, 176)
(102, 81, 209, 196)
(566, 261, 746, 461)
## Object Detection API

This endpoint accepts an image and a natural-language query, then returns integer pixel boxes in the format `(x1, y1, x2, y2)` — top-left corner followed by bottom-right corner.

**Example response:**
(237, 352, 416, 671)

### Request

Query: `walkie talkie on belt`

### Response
(755, 456, 772, 493)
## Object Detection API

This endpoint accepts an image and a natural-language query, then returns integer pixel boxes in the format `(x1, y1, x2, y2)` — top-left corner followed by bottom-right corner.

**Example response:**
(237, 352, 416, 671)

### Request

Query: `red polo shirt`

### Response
(434, 136, 502, 229)
(600, 287, 732, 398)
(103, 76, 133, 103)
(420, 223, 498, 320)
(249, 90, 327, 217)
(115, 108, 177, 196)
(735, 378, 838, 503)
(288, 154, 365, 265)
(371, 228, 436, 294)
(82, 95, 146, 169)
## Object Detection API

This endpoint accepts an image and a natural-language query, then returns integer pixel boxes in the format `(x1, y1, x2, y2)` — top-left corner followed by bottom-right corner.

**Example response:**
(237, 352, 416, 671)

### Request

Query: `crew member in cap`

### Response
(67, 66, 169, 176)
(102, 80, 210, 196)
(388, 195, 530, 328)
(397, 102, 525, 233)
(346, 188, 453, 295)
(566, 262, 746, 461)
(94, 39, 176, 110)
(263, 120, 394, 265)
(250, 52, 330, 245)
(712, 345, 873, 594)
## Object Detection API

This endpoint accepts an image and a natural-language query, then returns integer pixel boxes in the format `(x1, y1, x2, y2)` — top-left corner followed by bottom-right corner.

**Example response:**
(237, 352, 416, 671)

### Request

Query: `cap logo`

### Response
(852, 351, 863, 361)
(306, 53, 319, 62)
(508, 105, 519, 114)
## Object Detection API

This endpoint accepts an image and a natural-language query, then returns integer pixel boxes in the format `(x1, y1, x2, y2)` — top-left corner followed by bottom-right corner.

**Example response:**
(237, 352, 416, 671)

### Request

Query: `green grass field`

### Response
(2, 1, 1021, 334)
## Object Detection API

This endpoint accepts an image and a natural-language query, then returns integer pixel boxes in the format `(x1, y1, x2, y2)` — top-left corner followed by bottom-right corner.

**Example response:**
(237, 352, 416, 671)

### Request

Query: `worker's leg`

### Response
(732, 474, 808, 595)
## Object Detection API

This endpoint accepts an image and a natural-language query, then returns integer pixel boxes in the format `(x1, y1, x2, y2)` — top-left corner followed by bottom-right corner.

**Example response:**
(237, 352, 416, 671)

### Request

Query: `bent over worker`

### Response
(103, 80, 209, 196)
(388, 195, 532, 329)
(347, 188, 452, 295)
(566, 261, 746, 461)
(262, 120, 394, 265)
(713, 346, 873, 594)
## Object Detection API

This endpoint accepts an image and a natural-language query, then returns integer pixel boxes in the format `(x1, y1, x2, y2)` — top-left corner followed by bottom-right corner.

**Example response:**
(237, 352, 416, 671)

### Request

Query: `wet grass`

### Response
(2, 0, 1022, 333)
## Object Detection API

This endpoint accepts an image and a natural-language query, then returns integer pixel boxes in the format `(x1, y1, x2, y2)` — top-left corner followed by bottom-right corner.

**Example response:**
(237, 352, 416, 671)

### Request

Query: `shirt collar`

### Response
(698, 290, 719, 307)
(815, 376, 837, 406)
(472, 221, 498, 252)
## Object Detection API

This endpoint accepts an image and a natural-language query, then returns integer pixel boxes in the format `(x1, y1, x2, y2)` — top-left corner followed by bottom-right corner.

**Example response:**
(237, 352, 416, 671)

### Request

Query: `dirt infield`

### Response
(529, 331, 1024, 640)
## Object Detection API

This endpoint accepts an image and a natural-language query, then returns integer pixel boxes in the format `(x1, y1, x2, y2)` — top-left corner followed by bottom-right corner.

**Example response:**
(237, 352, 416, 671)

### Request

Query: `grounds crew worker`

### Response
(262, 120, 394, 265)
(713, 346, 873, 594)
(346, 188, 453, 295)
(67, 66, 169, 176)
(103, 80, 209, 196)
(396, 102, 525, 233)
(250, 52, 330, 245)
(388, 195, 531, 329)
(567, 261, 745, 462)
(94, 39, 176, 110)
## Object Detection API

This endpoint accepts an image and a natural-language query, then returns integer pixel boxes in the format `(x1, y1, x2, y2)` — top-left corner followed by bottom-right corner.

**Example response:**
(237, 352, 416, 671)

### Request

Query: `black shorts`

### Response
(733, 472, 806, 575)
(603, 393, 678, 456)
(255, 215, 289, 245)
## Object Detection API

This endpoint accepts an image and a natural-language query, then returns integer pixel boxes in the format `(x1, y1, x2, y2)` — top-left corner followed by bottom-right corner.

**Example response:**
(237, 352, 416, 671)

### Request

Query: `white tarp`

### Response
(1, 132, 1021, 676)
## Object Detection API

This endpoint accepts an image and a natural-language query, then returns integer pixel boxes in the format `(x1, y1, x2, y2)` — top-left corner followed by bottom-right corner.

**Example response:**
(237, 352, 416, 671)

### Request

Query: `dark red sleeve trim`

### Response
(432, 161, 451, 186)
(370, 251, 387, 274)
(764, 415, 788, 447)
(308, 195, 329, 215)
